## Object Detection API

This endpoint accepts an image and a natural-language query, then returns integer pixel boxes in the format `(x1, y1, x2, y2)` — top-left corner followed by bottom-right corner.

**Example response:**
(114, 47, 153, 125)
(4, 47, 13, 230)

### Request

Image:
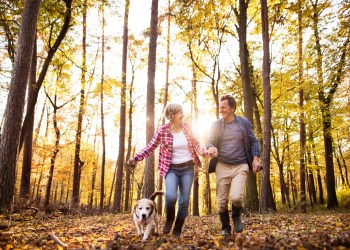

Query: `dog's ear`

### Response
(149, 202, 155, 215)
(133, 200, 139, 214)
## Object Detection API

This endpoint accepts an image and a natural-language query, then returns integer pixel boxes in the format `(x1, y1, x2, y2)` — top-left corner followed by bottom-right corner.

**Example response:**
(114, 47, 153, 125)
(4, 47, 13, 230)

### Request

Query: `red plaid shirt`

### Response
(133, 122, 205, 176)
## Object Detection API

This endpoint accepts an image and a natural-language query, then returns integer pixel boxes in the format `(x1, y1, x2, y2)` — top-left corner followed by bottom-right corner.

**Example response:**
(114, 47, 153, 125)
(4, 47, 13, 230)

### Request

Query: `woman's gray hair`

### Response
(164, 103, 183, 120)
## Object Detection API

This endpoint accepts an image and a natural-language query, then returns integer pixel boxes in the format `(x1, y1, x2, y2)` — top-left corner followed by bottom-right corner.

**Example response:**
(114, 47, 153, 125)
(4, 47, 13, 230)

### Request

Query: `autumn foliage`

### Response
(1, 211, 349, 249)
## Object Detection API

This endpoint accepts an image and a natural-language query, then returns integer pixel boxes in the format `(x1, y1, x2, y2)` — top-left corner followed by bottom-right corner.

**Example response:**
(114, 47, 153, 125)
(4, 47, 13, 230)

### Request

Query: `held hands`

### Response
(207, 147, 218, 158)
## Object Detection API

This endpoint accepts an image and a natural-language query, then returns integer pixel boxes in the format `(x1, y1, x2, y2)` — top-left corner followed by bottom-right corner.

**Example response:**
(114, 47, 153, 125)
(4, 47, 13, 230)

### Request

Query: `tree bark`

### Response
(192, 71, 199, 216)
(19, 0, 73, 151)
(298, 0, 306, 213)
(310, 0, 349, 208)
(44, 97, 60, 208)
(143, 0, 159, 198)
(259, 0, 276, 212)
(0, 0, 41, 213)
(125, 42, 136, 212)
(100, 0, 106, 212)
(20, 35, 37, 199)
(234, 0, 260, 212)
(113, 0, 129, 212)
(72, 0, 87, 207)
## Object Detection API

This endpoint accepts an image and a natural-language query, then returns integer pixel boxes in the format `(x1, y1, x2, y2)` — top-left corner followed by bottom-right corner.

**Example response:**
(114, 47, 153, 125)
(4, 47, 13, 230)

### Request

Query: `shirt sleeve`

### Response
(184, 123, 206, 156)
(133, 128, 162, 162)
(206, 120, 218, 149)
(245, 118, 260, 157)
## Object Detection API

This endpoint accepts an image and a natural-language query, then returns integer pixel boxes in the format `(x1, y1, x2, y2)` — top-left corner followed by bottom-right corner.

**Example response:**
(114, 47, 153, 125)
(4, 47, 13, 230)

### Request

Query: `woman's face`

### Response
(171, 110, 184, 125)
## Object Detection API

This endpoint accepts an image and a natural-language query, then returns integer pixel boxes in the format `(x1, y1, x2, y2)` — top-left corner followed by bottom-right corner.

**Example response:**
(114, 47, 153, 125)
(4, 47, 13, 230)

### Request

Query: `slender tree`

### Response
(19, 0, 73, 151)
(191, 69, 199, 216)
(0, 0, 41, 213)
(259, 0, 276, 212)
(298, 0, 306, 213)
(72, 0, 87, 207)
(143, 0, 159, 198)
(100, 0, 107, 211)
(309, 0, 349, 208)
(158, 0, 171, 215)
(44, 89, 61, 208)
(113, 0, 129, 212)
(124, 37, 139, 212)
(233, 0, 260, 212)
(19, 35, 37, 199)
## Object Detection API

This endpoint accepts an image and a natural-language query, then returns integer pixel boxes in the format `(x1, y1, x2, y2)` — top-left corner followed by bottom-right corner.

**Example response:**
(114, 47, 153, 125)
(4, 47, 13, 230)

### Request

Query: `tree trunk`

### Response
(20, 35, 37, 199)
(259, 0, 276, 212)
(311, 1, 349, 207)
(100, 0, 106, 212)
(334, 149, 345, 186)
(192, 71, 199, 216)
(143, 0, 159, 198)
(157, 0, 171, 215)
(72, 0, 87, 207)
(316, 169, 324, 204)
(19, 0, 73, 151)
(308, 169, 317, 204)
(205, 169, 212, 214)
(298, 0, 306, 213)
(234, 0, 260, 212)
(321, 111, 338, 208)
(306, 148, 317, 204)
(0, 0, 41, 213)
(338, 145, 349, 186)
(124, 44, 136, 212)
(35, 170, 43, 206)
(44, 103, 60, 208)
(113, 0, 129, 213)
(89, 164, 97, 209)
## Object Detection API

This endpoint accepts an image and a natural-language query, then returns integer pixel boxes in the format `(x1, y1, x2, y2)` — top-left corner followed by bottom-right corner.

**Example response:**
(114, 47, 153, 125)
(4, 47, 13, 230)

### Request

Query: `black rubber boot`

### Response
(172, 217, 185, 238)
(219, 210, 231, 236)
(232, 205, 243, 233)
(163, 207, 175, 234)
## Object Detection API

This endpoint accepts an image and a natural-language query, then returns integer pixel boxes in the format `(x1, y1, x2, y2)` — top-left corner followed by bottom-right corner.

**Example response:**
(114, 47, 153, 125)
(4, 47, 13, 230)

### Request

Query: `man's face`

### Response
(219, 100, 235, 120)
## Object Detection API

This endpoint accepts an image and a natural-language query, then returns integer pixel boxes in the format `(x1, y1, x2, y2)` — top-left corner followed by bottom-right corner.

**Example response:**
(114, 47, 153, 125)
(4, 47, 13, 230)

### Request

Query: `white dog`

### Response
(133, 190, 164, 240)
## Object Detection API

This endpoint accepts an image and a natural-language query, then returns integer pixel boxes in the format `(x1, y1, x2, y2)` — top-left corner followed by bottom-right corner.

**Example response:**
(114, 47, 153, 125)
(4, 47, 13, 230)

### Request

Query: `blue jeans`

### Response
(164, 165, 194, 219)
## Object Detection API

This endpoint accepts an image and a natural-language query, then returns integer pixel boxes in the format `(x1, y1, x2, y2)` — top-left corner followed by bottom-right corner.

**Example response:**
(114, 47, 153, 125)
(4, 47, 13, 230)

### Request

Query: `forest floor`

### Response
(0, 209, 349, 249)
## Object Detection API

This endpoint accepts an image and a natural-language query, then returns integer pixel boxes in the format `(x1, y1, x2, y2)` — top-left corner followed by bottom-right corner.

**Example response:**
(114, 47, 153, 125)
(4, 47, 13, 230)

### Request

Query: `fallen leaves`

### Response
(0, 211, 349, 249)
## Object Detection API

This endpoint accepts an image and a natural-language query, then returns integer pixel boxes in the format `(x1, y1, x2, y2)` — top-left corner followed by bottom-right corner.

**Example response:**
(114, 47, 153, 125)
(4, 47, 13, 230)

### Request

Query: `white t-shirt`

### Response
(171, 131, 192, 164)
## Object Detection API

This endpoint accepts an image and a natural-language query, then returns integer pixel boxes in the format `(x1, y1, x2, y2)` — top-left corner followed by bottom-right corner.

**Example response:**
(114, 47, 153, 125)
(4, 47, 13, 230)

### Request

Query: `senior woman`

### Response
(128, 103, 207, 238)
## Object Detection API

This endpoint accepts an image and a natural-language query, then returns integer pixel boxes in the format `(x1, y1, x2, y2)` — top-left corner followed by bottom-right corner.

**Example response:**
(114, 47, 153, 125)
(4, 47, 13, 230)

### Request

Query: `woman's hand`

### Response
(127, 158, 136, 166)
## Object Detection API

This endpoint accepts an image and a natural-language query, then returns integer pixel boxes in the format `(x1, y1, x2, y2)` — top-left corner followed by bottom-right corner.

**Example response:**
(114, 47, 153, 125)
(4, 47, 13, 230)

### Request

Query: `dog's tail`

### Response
(149, 190, 165, 201)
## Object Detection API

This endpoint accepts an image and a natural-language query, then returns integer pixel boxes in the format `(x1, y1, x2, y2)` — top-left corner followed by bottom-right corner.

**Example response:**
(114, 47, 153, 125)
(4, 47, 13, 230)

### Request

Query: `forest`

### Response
(0, 0, 349, 249)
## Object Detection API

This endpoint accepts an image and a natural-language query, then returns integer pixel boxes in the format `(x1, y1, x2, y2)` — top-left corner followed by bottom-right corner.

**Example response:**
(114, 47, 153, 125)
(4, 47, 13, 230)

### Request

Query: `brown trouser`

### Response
(215, 162, 249, 212)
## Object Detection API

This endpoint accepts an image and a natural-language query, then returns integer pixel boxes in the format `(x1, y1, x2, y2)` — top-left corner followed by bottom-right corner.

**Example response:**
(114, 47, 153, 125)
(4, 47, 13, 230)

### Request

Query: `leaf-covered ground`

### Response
(0, 211, 349, 249)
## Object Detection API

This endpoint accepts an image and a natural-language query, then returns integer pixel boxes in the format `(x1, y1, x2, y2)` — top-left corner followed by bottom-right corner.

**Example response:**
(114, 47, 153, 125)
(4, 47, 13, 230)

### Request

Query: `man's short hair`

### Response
(220, 95, 236, 110)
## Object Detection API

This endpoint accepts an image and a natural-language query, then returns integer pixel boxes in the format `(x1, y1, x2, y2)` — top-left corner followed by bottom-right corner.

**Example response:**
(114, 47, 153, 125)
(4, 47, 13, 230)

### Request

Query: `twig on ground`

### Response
(50, 231, 68, 249)
(288, 201, 301, 213)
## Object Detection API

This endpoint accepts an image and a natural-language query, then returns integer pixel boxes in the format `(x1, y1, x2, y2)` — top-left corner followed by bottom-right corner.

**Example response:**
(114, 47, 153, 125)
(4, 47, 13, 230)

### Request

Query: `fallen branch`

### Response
(50, 231, 68, 249)
(288, 201, 301, 213)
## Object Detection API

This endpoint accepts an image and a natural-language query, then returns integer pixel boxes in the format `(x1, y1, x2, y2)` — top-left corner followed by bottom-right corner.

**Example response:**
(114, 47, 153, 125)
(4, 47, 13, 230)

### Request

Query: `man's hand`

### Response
(252, 156, 262, 174)
(207, 146, 218, 158)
